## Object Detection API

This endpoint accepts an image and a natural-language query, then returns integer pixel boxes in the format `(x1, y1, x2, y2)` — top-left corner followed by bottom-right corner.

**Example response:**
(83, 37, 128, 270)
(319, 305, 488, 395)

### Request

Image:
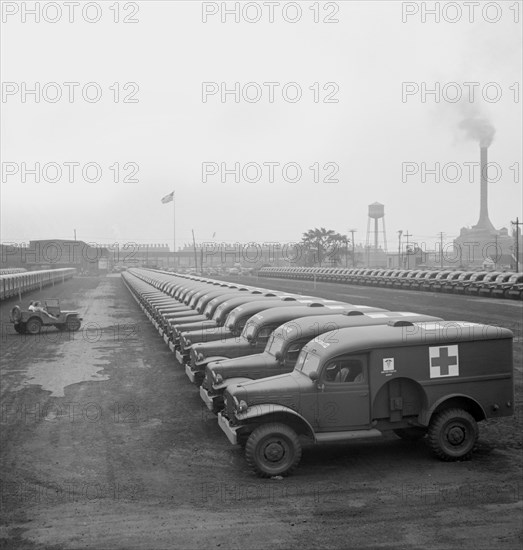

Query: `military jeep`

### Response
(10, 299, 83, 334)
(218, 320, 514, 477)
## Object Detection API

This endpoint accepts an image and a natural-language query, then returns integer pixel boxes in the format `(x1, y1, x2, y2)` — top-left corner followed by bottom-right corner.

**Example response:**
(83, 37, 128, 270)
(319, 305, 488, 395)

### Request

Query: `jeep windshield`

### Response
(295, 350, 321, 376)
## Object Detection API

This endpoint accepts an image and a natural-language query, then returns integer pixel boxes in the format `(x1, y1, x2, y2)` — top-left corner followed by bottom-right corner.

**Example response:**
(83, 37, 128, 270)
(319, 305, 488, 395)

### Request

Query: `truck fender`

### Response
(420, 393, 487, 426)
(237, 404, 316, 440)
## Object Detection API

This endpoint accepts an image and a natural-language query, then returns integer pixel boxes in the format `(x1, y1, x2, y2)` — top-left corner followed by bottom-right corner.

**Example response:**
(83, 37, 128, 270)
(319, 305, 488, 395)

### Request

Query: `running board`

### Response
(315, 429, 381, 443)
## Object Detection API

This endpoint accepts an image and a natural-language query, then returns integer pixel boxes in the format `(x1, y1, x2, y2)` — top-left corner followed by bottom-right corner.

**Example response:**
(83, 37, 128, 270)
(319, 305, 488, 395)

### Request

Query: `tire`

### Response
(66, 317, 81, 332)
(14, 324, 24, 334)
(428, 408, 478, 461)
(245, 423, 302, 478)
(393, 427, 427, 441)
(26, 317, 42, 335)
(11, 306, 22, 322)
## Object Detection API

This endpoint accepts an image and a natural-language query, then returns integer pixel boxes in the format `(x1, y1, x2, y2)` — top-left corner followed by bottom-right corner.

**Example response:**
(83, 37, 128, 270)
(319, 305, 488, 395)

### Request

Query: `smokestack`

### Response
(475, 146, 495, 231)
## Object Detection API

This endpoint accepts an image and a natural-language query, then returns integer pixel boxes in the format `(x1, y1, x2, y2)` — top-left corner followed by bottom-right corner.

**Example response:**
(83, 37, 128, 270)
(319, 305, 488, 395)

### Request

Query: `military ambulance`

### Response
(200, 312, 442, 413)
(218, 320, 514, 477)
(186, 303, 384, 385)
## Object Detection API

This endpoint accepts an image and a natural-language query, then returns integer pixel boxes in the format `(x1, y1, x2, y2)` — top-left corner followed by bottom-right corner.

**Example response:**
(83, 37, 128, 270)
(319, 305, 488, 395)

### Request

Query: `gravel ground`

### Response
(0, 274, 521, 550)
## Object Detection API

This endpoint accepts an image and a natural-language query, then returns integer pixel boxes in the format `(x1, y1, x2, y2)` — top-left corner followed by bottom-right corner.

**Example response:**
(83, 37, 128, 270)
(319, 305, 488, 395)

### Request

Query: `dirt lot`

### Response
(1, 274, 521, 550)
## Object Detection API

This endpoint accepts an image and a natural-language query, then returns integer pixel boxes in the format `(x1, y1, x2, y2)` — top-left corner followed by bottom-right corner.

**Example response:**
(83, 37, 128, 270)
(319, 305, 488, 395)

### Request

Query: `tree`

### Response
(301, 227, 348, 266)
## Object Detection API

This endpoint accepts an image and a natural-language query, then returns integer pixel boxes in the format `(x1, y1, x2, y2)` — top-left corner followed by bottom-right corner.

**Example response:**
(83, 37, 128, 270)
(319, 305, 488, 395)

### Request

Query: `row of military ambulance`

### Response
(122, 267, 514, 478)
(259, 266, 523, 299)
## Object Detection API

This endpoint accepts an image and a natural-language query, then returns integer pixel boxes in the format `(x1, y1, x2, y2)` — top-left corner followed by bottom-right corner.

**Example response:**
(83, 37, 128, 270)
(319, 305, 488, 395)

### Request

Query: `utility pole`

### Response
(397, 230, 403, 268)
(404, 231, 412, 269)
(493, 233, 499, 269)
(192, 230, 198, 270)
(349, 229, 356, 268)
(512, 217, 522, 272)
(74, 229, 76, 241)
(438, 232, 444, 269)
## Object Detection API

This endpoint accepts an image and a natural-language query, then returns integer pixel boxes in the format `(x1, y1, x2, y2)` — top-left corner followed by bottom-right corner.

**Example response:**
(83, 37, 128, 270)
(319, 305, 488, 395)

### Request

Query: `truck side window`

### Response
(322, 357, 365, 384)
(284, 343, 302, 365)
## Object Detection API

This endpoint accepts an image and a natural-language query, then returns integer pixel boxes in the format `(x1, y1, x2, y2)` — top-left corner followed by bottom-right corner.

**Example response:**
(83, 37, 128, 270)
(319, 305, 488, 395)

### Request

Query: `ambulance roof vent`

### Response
(388, 320, 414, 327)
(345, 310, 365, 316)
(308, 302, 325, 307)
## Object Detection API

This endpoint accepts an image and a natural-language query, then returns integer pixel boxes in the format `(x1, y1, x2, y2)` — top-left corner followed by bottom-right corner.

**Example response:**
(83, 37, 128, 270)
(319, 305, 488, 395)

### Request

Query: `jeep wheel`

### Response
(26, 318, 42, 335)
(393, 427, 427, 441)
(11, 306, 22, 323)
(14, 323, 26, 334)
(66, 318, 81, 332)
(428, 408, 478, 461)
(245, 423, 302, 478)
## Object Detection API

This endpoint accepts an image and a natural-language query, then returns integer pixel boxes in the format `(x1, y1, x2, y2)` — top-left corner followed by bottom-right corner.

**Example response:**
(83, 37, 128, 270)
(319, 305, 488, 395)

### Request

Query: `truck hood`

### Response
(230, 371, 313, 408)
(211, 352, 276, 378)
(193, 338, 251, 360)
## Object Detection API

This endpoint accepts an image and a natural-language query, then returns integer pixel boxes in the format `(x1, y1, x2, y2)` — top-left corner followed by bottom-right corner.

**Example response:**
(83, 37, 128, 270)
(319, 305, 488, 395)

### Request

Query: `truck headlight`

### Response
(185, 338, 191, 346)
(213, 372, 223, 384)
(197, 352, 204, 362)
(238, 400, 248, 413)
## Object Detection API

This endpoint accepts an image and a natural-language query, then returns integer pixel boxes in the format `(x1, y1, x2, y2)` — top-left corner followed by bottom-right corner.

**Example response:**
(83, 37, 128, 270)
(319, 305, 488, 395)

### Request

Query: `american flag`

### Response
(161, 191, 174, 204)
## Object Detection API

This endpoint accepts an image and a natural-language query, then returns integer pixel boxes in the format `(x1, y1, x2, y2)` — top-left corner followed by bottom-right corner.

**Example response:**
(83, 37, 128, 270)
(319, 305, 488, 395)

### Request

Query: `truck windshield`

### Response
(241, 320, 257, 341)
(295, 350, 321, 376)
(203, 302, 215, 317)
(265, 332, 287, 357)
(224, 311, 236, 326)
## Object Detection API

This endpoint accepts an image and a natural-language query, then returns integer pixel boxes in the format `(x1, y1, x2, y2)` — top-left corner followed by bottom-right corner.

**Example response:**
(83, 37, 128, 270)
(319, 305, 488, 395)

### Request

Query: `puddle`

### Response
(13, 341, 111, 398)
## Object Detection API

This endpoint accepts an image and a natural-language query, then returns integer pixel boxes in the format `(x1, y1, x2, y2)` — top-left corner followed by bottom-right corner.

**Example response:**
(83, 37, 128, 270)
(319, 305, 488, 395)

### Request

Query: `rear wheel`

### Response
(428, 408, 478, 461)
(14, 323, 26, 334)
(393, 427, 427, 441)
(26, 318, 42, 335)
(245, 423, 302, 478)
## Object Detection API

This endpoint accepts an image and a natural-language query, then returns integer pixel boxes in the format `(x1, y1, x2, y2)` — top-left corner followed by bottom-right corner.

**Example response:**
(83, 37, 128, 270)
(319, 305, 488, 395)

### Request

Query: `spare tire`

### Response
(11, 306, 22, 322)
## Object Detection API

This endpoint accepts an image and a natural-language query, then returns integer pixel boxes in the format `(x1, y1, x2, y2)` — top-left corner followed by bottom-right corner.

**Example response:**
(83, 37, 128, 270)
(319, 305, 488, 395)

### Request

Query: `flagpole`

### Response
(173, 192, 176, 270)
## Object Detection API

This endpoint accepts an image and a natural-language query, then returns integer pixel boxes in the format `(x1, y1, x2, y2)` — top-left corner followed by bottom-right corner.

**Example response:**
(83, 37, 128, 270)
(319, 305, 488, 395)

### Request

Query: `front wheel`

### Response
(66, 318, 81, 332)
(245, 423, 302, 478)
(428, 408, 478, 461)
(26, 318, 42, 335)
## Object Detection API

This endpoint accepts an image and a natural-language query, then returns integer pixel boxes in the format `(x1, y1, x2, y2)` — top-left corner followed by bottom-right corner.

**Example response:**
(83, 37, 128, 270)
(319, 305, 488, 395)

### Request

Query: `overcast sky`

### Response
(1, 0, 521, 252)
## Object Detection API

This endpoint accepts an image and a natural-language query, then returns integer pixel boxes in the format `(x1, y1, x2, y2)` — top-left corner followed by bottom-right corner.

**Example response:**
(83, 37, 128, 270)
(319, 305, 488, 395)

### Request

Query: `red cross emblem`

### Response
(429, 345, 459, 378)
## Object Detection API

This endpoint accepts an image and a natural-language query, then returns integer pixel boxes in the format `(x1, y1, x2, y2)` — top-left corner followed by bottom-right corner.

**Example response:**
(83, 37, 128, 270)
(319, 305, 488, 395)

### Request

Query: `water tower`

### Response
(365, 202, 388, 253)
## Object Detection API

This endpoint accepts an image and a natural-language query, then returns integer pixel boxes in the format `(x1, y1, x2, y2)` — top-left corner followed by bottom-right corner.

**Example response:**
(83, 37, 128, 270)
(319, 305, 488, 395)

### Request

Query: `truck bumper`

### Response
(217, 412, 238, 445)
(199, 386, 217, 411)
(185, 364, 196, 383)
